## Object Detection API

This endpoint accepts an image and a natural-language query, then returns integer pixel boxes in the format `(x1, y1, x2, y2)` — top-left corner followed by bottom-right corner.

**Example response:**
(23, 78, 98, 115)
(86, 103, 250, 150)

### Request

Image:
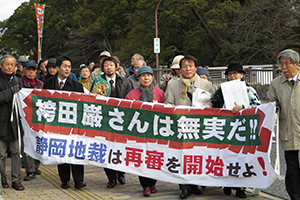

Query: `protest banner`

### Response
(17, 89, 278, 188)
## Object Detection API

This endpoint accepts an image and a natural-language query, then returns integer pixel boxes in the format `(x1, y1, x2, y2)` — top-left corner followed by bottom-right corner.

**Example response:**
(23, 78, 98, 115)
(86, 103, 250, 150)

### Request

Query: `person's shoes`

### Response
(236, 188, 247, 198)
(223, 187, 232, 196)
(61, 181, 70, 189)
(1, 176, 9, 188)
(150, 185, 157, 193)
(179, 189, 190, 199)
(117, 174, 125, 184)
(35, 169, 41, 175)
(191, 187, 202, 195)
(143, 187, 151, 197)
(24, 173, 36, 181)
(107, 179, 116, 188)
(12, 180, 25, 190)
(75, 182, 86, 189)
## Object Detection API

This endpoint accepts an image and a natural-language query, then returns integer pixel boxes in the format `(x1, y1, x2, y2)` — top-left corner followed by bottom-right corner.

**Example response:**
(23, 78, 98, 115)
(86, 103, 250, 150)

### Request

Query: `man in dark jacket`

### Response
(21, 60, 44, 181)
(0, 55, 24, 190)
(91, 56, 132, 188)
(43, 55, 86, 190)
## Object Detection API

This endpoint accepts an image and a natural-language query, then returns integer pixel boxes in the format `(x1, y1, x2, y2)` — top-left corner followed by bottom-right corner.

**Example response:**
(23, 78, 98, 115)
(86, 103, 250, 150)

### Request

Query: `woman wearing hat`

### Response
(125, 66, 165, 197)
(211, 63, 261, 198)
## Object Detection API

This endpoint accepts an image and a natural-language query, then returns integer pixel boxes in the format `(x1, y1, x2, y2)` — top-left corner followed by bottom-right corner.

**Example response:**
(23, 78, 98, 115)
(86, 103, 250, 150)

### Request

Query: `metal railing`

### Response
(153, 64, 281, 101)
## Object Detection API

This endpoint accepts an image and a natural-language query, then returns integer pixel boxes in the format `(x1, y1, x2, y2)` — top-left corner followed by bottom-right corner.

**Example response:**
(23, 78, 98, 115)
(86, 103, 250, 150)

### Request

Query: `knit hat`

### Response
(99, 51, 111, 58)
(225, 63, 245, 75)
(23, 60, 37, 69)
(196, 67, 209, 77)
(46, 58, 57, 68)
(171, 55, 184, 69)
(138, 66, 153, 77)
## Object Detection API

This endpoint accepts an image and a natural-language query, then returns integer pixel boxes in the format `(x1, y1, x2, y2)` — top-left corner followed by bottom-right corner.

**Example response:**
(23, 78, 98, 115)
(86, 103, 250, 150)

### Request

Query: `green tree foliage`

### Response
(0, 2, 36, 58)
(0, 0, 300, 67)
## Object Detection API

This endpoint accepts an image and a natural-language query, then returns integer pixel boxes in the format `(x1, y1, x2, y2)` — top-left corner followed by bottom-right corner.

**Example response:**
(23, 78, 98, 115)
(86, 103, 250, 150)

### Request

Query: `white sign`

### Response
(221, 79, 249, 110)
(154, 38, 160, 53)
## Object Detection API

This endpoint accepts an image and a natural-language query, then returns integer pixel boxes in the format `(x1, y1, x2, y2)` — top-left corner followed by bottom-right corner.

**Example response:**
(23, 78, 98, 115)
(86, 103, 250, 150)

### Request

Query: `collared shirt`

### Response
(58, 77, 67, 88)
(288, 70, 299, 82)
(106, 75, 116, 88)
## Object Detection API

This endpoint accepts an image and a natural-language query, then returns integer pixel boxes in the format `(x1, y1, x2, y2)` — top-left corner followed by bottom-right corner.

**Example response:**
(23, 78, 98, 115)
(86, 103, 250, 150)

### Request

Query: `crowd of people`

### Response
(0, 48, 299, 200)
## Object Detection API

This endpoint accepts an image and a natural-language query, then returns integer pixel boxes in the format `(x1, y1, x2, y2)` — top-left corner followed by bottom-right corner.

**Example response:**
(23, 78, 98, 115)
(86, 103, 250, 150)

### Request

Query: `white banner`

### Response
(17, 89, 278, 188)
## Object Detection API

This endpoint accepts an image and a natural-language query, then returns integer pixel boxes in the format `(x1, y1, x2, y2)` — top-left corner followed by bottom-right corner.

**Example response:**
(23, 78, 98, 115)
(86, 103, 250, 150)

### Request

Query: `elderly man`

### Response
(0, 55, 24, 190)
(125, 53, 144, 77)
(21, 60, 44, 181)
(89, 51, 111, 90)
(128, 60, 157, 89)
(267, 49, 300, 200)
(165, 55, 215, 199)
(44, 56, 86, 190)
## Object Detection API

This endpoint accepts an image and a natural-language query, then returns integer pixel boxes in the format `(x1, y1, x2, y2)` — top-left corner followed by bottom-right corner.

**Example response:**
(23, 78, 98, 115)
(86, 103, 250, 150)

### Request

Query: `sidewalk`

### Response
(1, 158, 284, 200)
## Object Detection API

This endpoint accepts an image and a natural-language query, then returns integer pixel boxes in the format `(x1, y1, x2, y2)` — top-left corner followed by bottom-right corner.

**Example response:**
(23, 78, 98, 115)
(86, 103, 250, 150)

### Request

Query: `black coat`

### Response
(0, 69, 22, 141)
(211, 87, 224, 108)
(43, 73, 84, 93)
(101, 74, 132, 98)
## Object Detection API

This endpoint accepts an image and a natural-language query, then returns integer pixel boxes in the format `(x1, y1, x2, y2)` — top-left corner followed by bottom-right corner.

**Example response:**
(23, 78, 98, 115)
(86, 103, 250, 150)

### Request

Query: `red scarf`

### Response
(24, 76, 36, 88)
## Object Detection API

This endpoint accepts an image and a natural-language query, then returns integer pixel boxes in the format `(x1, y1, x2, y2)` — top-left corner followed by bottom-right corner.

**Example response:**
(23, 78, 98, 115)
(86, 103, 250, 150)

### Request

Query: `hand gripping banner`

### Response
(17, 89, 278, 188)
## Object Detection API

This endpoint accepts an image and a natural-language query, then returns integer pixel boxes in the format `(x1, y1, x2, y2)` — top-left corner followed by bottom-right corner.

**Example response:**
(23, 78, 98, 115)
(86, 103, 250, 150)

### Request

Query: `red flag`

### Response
(34, 4, 45, 62)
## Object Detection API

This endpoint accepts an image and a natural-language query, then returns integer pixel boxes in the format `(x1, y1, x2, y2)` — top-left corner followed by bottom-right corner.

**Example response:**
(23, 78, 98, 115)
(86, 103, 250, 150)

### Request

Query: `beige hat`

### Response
(99, 51, 111, 58)
(171, 55, 184, 69)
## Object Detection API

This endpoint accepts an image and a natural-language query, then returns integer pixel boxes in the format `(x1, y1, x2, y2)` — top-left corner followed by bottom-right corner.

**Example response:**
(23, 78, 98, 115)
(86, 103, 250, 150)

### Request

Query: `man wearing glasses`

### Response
(267, 49, 300, 200)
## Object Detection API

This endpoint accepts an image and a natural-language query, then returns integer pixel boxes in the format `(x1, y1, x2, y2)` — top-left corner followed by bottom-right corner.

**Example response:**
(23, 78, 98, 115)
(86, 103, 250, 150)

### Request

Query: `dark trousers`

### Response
(179, 184, 198, 191)
(284, 150, 300, 200)
(139, 176, 157, 188)
(58, 163, 84, 184)
(104, 168, 125, 182)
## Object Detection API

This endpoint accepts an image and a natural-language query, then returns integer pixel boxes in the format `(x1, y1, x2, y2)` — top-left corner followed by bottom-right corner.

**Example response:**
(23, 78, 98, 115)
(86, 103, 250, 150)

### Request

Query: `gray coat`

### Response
(267, 74, 300, 150)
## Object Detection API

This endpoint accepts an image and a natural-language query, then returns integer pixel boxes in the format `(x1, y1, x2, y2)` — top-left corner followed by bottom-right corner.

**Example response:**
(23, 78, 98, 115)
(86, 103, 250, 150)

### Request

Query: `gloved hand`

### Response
(10, 84, 22, 94)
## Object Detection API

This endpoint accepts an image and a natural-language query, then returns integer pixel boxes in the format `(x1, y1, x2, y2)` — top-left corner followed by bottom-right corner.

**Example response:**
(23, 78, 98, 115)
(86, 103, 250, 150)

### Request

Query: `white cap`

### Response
(171, 55, 184, 69)
(99, 51, 111, 58)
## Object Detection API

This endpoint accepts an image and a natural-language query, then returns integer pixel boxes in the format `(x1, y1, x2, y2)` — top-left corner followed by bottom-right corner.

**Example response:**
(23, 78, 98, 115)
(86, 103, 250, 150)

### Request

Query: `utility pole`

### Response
(155, 0, 163, 70)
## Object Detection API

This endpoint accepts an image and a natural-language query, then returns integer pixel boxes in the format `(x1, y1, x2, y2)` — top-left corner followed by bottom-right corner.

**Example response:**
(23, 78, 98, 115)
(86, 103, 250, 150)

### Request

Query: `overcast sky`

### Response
(0, 1, 29, 21)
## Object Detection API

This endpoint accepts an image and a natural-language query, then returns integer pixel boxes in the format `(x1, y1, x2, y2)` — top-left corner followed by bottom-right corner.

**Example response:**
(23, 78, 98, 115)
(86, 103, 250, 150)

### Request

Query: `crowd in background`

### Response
(0, 48, 299, 200)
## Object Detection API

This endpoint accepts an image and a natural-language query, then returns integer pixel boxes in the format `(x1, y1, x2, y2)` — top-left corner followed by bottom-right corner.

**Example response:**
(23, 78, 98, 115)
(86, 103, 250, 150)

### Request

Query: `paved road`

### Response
(261, 135, 289, 199)
(1, 157, 284, 200)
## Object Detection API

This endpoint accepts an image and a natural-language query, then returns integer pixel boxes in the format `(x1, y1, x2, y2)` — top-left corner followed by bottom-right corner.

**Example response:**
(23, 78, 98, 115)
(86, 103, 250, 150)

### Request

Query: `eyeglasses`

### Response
(280, 61, 293, 66)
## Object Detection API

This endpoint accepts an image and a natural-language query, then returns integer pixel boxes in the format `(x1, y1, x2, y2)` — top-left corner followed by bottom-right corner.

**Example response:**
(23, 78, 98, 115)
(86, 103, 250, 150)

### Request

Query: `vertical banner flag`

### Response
(34, 4, 45, 62)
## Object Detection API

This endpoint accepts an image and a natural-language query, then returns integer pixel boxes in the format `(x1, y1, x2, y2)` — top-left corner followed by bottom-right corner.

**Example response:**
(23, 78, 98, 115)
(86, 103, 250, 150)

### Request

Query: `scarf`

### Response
(24, 76, 36, 88)
(139, 83, 154, 102)
(179, 74, 198, 99)
(79, 78, 90, 90)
